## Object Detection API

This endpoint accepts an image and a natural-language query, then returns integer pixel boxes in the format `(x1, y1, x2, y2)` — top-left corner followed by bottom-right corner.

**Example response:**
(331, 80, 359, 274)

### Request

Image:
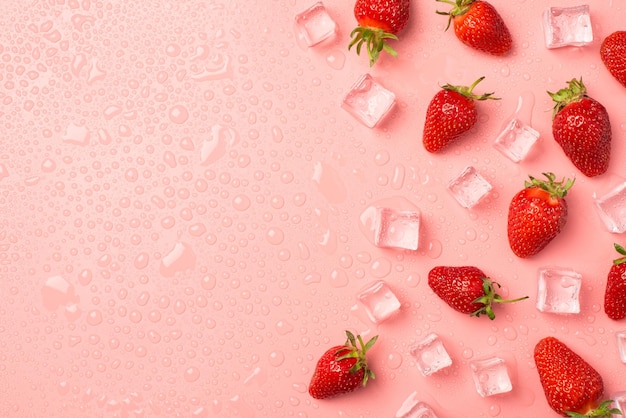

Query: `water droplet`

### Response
(233, 195, 251, 211)
(184, 367, 201, 382)
(266, 227, 284, 245)
(169, 105, 189, 124)
(329, 269, 349, 288)
(503, 326, 517, 341)
(385, 351, 403, 369)
(370, 258, 392, 278)
(269, 351, 285, 367)
(325, 50, 346, 70)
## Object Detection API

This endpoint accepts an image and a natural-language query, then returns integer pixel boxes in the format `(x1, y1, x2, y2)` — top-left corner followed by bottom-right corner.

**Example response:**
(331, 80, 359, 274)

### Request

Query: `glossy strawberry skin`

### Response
(552, 97, 611, 177)
(507, 184, 568, 258)
(451, 1, 512, 55)
(354, 0, 410, 34)
(423, 89, 477, 152)
(308, 345, 364, 399)
(534, 337, 605, 416)
(600, 31, 626, 88)
(428, 266, 486, 314)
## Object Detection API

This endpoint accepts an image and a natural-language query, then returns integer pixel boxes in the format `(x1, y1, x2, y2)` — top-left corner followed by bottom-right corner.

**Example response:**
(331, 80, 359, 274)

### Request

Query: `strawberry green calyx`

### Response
(336, 331, 378, 386)
(349, 27, 399, 67)
(524, 172, 575, 198)
(471, 277, 529, 320)
(548, 77, 588, 118)
(565, 400, 622, 418)
(435, 0, 476, 31)
(441, 76, 499, 101)
(613, 243, 626, 266)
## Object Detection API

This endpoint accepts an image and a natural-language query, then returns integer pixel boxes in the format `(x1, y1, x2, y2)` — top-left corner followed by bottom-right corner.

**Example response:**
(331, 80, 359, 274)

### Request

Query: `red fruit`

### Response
(349, 0, 410, 66)
(507, 173, 574, 258)
(600, 31, 626, 88)
(308, 331, 378, 399)
(422, 76, 497, 153)
(427, 266, 528, 320)
(534, 337, 619, 417)
(549, 78, 612, 177)
(436, 0, 512, 56)
(604, 243, 626, 320)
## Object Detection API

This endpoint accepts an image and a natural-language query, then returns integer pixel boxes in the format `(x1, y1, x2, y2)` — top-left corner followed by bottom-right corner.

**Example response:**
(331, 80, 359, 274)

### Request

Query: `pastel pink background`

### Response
(1, 0, 626, 417)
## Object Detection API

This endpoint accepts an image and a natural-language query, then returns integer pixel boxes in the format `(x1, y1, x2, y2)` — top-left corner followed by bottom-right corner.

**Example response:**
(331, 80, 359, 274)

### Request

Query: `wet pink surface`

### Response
(2, 1, 626, 417)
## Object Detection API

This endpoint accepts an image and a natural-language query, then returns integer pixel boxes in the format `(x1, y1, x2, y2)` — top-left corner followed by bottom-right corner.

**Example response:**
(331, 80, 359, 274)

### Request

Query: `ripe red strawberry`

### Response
(507, 173, 574, 258)
(436, 0, 512, 56)
(534, 337, 619, 417)
(600, 31, 626, 89)
(349, 0, 410, 66)
(604, 243, 626, 320)
(549, 78, 612, 177)
(308, 331, 378, 399)
(427, 266, 528, 320)
(422, 76, 497, 153)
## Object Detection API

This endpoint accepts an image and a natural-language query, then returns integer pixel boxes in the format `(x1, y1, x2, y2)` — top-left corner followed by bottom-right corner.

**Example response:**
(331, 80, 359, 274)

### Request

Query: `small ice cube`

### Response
(617, 332, 626, 363)
(536, 267, 582, 314)
(357, 280, 401, 324)
(613, 391, 626, 415)
(447, 166, 492, 208)
(493, 119, 540, 162)
(409, 333, 452, 376)
(342, 74, 396, 128)
(294, 2, 337, 47)
(374, 207, 420, 250)
(395, 391, 439, 418)
(542, 5, 593, 49)
(470, 357, 512, 397)
(594, 182, 626, 233)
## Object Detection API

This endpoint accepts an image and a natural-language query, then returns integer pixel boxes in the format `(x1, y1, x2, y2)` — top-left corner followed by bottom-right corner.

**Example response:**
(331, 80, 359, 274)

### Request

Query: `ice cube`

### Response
(357, 280, 401, 324)
(542, 5, 593, 49)
(613, 391, 626, 415)
(374, 207, 421, 250)
(536, 267, 582, 314)
(447, 166, 493, 208)
(395, 391, 439, 418)
(594, 182, 626, 233)
(617, 331, 626, 363)
(469, 357, 512, 397)
(493, 118, 540, 162)
(342, 74, 396, 128)
(409, 333, 452, 376)
(294, 2, 337, 47)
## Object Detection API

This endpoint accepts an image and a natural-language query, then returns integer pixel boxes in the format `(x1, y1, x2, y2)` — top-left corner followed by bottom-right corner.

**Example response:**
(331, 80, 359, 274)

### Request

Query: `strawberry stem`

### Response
(435, 0, 476, 31)
(336, 330, 378, 386)
(565, 399, 622, 417)
(613, 243, 626, 266)
(524, 172, 575, 198)
(471, 277, 529, 320)
(441, 76, 500, 101)
(548, 77, 588, 118)
(349, 26, 399, 67)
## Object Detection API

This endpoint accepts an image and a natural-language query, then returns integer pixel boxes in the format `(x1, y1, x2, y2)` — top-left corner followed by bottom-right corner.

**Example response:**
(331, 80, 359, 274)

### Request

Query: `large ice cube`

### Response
(469, 357, 512, 397)
(542, 5, 593, 49)
(617, 331, 626, 364)
(294, 2, 337, 47)
(594, 182, 626, 233)
(374, 207, 421, 250)
(409, 333, 452, 376)
(493, 118, 540, 163)
(395, 391, 439, 418)
(536, 267, 582, 314)
(447, 166, 493, 208)
(357, 280, 401, 324)
(342, 74, 396, 128)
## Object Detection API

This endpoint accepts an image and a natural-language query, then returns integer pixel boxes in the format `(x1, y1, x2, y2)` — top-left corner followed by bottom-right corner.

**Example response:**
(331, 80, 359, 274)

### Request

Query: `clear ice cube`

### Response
(409, 333, 452, 376)
(536, 267, 582, 314)
(613, 391, 626, 415)
(357, 280, 401, 324)
(374, 207, 421, 250)
(493, 118, 540, 163)
(342, 74, 396, 128)
(469, 357, 512, 397)
(542, 5, 593, 49)
(395, 392, 439, 418)
(447, 166, 493, 208)
(594, 182, 626, 233)
(294, 2, 337, 47)
(617, 331, 626, 364)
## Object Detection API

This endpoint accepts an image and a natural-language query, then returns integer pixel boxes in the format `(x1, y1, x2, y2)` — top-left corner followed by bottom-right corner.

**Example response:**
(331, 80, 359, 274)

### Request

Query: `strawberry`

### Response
(600, 31, 626, 89)
(507, 173, 574, 258)
(549, 78, 612, 177)
(427, 266, 528, 320)
(308, 330, 378, 399)
(349, 0, 410, 66)
(604, 243, 626, 320)
(422, 76, 497, 153)
(436, 0, 512, 56)
(534, 337, 619, 417)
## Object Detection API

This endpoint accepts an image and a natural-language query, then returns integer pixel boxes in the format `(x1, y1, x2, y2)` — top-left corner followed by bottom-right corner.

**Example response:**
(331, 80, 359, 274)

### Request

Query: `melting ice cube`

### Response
(469, 357, 512, 397)
(395, 391, 439, 418)
(357, 280, 401, 324)
(409, 333, 452, 376)
(374, 207, 421, 250)
(493, 119, 540, 162)
(594, 182, 626, 233)
(294, 2, 337, 47)
(342, 74, 396, 128)
(542, 5, 593, 49)
(536, 267, 582, 314)
(447, 166, 493, 208)
(617, 331, 626, 364)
